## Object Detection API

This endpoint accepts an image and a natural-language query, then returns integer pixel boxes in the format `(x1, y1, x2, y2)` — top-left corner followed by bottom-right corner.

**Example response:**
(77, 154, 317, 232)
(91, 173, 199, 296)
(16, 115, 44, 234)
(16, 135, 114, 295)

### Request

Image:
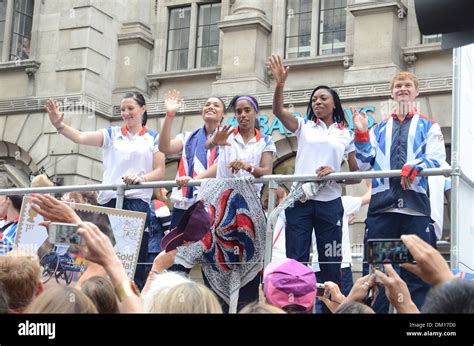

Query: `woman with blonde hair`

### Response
(28, 286, 98, 313)
(150, 281, 222, 313)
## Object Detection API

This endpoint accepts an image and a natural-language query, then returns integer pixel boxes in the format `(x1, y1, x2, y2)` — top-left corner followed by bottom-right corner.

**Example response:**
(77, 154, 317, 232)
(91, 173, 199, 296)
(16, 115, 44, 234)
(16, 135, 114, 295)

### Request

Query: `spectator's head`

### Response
(306, 85, 347, 126)
(153, 188, 169, 202)
(0, 281, 10, 313)
(30, 175, 54, 188)
(0, 254, 43, 312)
(239, 302, 286, 314)
(151, 282, 222, 313)
(263, 258, 317, 313)
(62, 191, 98, 205)
(261, 187, 288, 211)
(421, 279, 474, 313)
(80, 276, 119, 314)
(4, 195, 22, 215)
(142, 271, 191, 313)
(28, 286, 98, 313)
(336, 301, 375, 314)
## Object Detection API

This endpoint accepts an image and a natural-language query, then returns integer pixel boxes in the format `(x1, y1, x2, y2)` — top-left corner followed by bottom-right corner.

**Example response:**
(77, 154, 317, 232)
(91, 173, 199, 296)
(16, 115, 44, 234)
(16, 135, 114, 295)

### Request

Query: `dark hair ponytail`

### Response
(123, 92, 148, 126)
(306, 86, 348, 126)
(227, 95, 260, 130)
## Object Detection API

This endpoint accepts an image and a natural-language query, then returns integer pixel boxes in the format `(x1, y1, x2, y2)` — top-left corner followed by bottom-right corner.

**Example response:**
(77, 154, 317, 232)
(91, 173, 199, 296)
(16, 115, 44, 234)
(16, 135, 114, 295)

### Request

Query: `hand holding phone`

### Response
(48, 222, 84, 246)
(367, 239, 414, 265)
(316, 283, 325, 297)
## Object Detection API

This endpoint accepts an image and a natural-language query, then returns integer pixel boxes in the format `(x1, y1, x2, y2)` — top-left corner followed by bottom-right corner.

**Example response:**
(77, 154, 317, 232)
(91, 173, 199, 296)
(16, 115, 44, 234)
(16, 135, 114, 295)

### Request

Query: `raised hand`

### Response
(374, 264, 419, 313)
(267, 54, 289, 85)
(211, 124, 233, 146)
(351, 105, 369, 133)
(164, 89, 183, 114)
(400, 234, 454, 286)
(31, 194, 82, 224)
(77, 222, 117, 268)
(44, 98, 64, 129)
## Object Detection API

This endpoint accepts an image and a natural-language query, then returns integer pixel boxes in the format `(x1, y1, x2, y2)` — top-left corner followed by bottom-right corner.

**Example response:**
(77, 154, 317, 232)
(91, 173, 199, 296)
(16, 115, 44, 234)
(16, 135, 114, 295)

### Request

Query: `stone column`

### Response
(212, 0, 272, 95)
(344, 1, 407, 84)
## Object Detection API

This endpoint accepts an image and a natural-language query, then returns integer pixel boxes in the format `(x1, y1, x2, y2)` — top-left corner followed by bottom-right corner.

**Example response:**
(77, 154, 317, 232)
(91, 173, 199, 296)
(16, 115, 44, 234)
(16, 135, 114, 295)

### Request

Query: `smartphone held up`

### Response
(48, 222, 84, 246)
(367, 239, 414, 265)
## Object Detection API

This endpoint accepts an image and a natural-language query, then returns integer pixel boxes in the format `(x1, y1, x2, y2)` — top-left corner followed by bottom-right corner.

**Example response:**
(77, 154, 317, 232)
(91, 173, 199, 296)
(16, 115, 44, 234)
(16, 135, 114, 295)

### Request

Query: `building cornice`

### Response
(0, 77, 452, 117)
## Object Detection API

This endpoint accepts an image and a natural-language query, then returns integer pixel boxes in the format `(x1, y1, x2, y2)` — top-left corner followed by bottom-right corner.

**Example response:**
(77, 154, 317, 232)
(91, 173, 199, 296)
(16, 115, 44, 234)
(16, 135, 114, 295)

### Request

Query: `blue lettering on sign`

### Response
(225, 107, 376, 135)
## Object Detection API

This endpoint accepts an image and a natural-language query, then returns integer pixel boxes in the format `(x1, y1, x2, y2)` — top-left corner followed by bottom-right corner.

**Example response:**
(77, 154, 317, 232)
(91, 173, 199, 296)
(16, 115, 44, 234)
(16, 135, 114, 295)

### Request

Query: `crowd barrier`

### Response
(0, 167, 454, 270)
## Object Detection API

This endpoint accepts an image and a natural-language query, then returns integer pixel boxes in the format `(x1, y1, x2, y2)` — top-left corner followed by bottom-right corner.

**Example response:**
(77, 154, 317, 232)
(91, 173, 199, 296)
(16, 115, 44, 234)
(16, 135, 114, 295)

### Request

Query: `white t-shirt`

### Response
(99, 126, 158, 204)
(311, 196, 362, 271)
(217, 128, 276, 196)
(293, 117, 355, 201)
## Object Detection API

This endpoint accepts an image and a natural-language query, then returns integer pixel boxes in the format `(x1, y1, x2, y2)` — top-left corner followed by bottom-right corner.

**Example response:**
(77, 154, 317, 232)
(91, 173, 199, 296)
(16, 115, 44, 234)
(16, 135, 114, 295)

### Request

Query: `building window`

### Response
(166, 6, 191, 71)
(196, 3, 220, 68)
(421, 34, 442, 44)
(166, 2, 222, 71)
(0, 0, 34, 62)
(319, 0, 346, 56)
(9, 0, 33, 60)
(285, 0, 312, 59)
(284, 0, 346, 59)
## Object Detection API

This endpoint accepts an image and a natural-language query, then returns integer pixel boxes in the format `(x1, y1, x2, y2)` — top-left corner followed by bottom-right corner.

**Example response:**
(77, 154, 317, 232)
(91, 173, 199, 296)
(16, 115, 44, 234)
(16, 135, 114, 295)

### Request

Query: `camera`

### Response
(316, 283, 325, 297)
(367, 239, 414, 264)
(48, 222, 84, 246)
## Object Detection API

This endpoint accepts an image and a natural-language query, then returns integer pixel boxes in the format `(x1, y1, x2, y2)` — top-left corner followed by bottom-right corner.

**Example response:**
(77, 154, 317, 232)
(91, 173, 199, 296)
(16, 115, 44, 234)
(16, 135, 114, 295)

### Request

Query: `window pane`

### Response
(301, 0, 312, 12)
(167, 50, 178, 70)
(288, 0, 300, 13)
(422, 34, 442, 44)
(300, 12, 311, 35)
(196, 3, 221, 68)
(168, 29, 180, 50)
(169, 7, 190, 29)
(201, 25, 210, 46)
(210, 25, 219, 45)
(178, 49, 187, 70)
(319, 0, 346, 55)
(285, 0, 313, 59)
(180, 27, 189, 48)
(201, 4, 211, 25)
(9, 0, 34, 60)
(209, 46, 218, 66)
(211, 4, 221, 23)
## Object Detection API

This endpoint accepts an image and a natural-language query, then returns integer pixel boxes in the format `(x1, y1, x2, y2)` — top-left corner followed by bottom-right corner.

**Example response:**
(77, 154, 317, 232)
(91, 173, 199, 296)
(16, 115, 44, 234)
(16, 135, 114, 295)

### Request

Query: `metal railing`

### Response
(0, 167, 455, 269)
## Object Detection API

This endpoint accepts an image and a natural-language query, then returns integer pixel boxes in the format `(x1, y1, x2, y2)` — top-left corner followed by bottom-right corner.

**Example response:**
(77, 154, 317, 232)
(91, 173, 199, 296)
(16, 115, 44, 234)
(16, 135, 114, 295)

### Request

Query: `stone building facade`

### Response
(0, 0, 452, 251)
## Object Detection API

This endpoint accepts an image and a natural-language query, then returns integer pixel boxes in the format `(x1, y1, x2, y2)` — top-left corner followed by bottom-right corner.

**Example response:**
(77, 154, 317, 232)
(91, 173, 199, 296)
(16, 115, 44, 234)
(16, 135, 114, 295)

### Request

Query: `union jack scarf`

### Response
(171, 127, 219, 207)
(175, 178, 266, 313)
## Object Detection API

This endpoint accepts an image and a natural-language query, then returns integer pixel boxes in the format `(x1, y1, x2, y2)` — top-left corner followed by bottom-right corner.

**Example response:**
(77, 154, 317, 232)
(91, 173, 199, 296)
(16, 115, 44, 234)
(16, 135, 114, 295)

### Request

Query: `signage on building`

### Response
(226, 107, 376, 135)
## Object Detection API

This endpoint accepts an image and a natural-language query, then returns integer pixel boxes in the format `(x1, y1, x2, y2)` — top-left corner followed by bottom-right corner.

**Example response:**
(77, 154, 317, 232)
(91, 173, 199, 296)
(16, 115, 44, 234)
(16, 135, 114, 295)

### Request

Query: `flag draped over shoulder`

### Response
(175, 178, 266, 313)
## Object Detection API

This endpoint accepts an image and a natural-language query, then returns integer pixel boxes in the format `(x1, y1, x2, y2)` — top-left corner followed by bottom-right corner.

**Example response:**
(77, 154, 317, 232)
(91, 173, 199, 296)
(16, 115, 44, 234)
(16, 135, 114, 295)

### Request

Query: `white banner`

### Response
(456, 43, 474, 271)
